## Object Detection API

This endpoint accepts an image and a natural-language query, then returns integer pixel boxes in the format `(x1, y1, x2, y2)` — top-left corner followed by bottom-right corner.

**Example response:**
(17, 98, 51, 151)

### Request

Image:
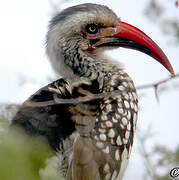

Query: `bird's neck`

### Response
(62, 47, 122, 81)
(56, 45, 128, 93)
(62, 47, 96, 77)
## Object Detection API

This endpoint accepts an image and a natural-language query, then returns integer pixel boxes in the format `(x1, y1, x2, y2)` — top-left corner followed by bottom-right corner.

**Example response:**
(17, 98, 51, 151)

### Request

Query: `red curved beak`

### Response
(114, 21, 174, 75)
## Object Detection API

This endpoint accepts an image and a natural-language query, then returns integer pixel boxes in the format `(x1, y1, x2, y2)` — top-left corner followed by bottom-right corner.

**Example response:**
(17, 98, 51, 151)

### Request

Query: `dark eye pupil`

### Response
(86, 24, 98, 34)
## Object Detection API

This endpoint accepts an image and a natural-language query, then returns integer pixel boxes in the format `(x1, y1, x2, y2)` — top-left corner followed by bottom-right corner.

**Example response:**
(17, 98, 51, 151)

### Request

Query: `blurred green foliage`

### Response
(0, 130, 55, 180)
(0, 104, 65, 180)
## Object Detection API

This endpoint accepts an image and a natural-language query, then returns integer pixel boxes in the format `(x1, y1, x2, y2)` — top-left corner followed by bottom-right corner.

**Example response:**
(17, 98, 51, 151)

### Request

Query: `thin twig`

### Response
(136, 73, 179, 102)
(24, 73, 179, 108)
(24, 90, 123, 107)
(136, 73, 179, 90)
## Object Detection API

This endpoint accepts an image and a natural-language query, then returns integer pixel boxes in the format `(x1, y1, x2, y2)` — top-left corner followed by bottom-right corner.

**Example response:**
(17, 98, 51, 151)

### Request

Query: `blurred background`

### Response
(0, 0, 178, 179)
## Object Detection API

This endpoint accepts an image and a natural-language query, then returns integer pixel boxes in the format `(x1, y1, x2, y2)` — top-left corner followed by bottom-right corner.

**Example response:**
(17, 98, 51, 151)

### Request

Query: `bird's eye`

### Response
(86, 24, 99, 34)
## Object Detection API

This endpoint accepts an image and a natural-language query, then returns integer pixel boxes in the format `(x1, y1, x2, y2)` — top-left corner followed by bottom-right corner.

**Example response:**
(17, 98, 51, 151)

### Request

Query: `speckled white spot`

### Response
(132, 92, 138, 101)
(111, 170, 117, 180)
(117, 103, 122, 109)
(108, 129, 115, 138)
(94, 135, 99, 140)
(104, 99, 110, 104)
(133, 113, 137, 126)
(105, 104, 112, 112)
(123, 110, 127, 116)
(106, 121, 113, 127)
(134, 103, 138, 112)
(116, 135, 122, 146)
(115, 149, 120, 160)
(126, 76, 132, 81)
(127, 122, 131, 131)
(101, 123, 106, 129)
(124, 94, 130, 100)
(99, 134, 107, 141)
(110, 79, 115, 86)
(120, 76, 126, 80)
(121, 147, 128, 160)
(130, 101, 134, 109)
(122, 117, 128, 126)
(122, 81, 128, 87)
(119, 71, 125, 75)
(128, 93, 133, 101)
(111, 74, 119, 80)
(125, 130, 130, 139)
(101, 114, 108, 121)
(103, 163, 110, 173)
(96, 142, 104, 149)
(110, 87, 114, 91)
(116, 97, 122, 102)
(123, 137, 128, 144)
(116, 147, 129, 180)
(111, 139, 115, 145)
(120, 123, 125, 129)
(127, 111, 131, 120)
(112, 117, 118, 123)
(124, 100, 130, 109)
(118, 108, 123, 114)
(115, 113, 121, 120)
(128, 82, 134, 89)
(118, 85, 125, 91)
(128, 145, 132, 157)
(103, 146, 110, 154)
(99, 128, 106, 133)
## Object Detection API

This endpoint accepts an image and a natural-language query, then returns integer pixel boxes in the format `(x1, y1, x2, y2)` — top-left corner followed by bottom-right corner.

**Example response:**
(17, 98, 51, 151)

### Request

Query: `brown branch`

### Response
(136, 73, 179, 90)
(136, 73, 179, 102)
(24, 90, 123, 107)
(24, 73, 179, 108)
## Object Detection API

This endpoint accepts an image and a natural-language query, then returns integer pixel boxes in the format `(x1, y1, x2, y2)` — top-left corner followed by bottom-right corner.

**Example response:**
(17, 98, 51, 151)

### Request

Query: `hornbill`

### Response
(12, 3, 174, 180)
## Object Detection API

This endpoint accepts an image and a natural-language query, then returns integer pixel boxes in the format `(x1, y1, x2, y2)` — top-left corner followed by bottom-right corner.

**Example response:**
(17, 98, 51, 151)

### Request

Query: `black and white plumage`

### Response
(12, 3, 174, 180)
